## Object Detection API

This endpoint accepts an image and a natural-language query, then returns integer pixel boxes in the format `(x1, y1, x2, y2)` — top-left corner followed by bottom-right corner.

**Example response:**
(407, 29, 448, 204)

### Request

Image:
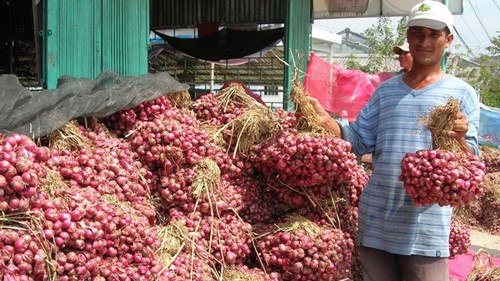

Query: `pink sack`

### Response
(449, 249, 500, 281)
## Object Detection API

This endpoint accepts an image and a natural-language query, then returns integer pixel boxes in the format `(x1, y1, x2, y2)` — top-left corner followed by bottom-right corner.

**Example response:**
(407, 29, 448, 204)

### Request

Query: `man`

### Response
(393, 40, 413, 74)
(307, 1, 480, 280)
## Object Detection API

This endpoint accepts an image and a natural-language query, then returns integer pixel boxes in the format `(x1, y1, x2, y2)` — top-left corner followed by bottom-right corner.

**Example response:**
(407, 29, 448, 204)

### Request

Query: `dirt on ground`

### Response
(470, 230, 500, 258)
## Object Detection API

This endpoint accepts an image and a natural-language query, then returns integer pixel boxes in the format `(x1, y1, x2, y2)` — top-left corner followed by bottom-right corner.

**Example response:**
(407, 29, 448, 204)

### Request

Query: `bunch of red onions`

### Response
(194, 214, 253, 265)
(400, 149, 486, 207)
(192, 93, 249, 126)
(167, 210, 253, 266)
(264, 182, 332, 209)
(46, 126, 156, 222)
(249, 131, 358, 187)
(155, 166, 197, 210)
(31, 186, 160, 279)
(334, 163, 368, 207)
(256, 219, 354, 281)
(448, 219, 471, 259)
(154, 166, 244, 216)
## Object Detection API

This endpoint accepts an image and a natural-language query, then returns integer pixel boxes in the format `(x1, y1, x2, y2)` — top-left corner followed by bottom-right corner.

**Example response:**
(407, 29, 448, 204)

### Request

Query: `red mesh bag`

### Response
(304, 53, 392, 122)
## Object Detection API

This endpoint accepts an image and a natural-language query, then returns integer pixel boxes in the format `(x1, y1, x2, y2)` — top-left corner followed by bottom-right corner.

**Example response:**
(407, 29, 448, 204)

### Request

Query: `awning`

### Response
(152, 27, 284, 62)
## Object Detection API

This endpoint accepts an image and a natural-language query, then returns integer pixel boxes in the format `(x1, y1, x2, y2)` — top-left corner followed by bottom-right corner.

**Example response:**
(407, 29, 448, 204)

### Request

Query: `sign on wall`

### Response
(313, 0, 463, 19)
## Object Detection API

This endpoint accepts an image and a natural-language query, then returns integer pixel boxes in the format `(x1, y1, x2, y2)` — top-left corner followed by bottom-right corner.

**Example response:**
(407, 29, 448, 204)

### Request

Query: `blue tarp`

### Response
(479, 103, 500, 148)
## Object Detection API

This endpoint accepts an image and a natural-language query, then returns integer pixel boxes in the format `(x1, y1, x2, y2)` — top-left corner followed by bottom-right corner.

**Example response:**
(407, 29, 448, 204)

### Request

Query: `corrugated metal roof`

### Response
(150, 0, 286, 29)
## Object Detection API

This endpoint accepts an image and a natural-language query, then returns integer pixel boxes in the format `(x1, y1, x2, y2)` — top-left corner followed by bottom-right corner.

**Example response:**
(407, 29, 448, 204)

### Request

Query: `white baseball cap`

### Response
(407, 1, 454, 34)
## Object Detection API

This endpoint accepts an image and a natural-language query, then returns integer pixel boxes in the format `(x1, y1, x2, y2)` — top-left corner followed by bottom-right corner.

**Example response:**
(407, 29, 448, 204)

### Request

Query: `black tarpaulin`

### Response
(152, 27, 284, 62)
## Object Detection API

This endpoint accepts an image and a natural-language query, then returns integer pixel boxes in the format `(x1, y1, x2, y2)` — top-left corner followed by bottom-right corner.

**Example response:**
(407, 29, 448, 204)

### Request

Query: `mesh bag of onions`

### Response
(448, 219, 471, 259)
(400, 98, 486, 207)
(255, 216, 354, 281)
(248, 71, 358, 188)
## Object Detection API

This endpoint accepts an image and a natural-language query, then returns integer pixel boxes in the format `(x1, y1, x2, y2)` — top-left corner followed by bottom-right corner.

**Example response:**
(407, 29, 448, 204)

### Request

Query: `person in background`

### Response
(393, 40, 413, 74)
(361, 41, 414, 169)
(305, 1, 480, 280)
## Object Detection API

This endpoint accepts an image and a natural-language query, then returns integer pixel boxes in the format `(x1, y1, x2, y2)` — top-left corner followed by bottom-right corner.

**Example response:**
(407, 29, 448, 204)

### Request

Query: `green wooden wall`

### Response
(283, 0, 312, 110)
(43, 0, 149, 89)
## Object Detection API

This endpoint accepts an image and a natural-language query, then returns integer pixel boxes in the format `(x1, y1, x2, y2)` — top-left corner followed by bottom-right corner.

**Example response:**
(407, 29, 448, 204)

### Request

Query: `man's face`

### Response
(398, 51, 413, 71)
(407, 26, 453, 67)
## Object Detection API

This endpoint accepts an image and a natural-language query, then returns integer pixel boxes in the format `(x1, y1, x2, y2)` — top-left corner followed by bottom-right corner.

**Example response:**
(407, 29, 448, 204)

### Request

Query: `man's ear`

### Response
(445, 33, 454, 48)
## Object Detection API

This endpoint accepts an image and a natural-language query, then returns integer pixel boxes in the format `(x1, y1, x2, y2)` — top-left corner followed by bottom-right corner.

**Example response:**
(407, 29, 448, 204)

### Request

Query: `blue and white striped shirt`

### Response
(342, 74, 480, 257)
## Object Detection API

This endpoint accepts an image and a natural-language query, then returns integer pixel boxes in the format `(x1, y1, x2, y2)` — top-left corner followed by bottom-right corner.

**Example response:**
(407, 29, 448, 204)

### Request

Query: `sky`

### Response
(312, 0, 499, 58)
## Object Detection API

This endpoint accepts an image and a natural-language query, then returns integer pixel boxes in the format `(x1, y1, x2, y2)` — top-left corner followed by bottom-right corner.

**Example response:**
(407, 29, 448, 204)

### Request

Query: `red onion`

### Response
(400, 149, 486, 207)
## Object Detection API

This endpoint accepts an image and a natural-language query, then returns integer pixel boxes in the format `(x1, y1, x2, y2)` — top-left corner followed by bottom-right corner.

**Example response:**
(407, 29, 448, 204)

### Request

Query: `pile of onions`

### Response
(158, 252, 215, 281)
(255, 217, 354, 281)
(46, 126, 156, 222)
(103, 95, 173, 137)
(127, 109, 238, 178)
(222, 265, 282, 281)
(298, 200, 360, 240)
(230, 175, 278, 224)
(400, 149, 486, 207)
(0, 90, 368, 280)
(158, 170, 243, 215)
(249, 131, 357, 188)
(449, 219, 471, 259)
(34, 186, 160, 279)
(0, 134, 49, 212)
(0, 228, 48, 280)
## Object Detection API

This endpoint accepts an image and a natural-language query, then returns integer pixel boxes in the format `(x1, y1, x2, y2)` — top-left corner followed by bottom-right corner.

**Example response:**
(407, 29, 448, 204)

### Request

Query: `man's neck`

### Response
(403, 66, 445, 90)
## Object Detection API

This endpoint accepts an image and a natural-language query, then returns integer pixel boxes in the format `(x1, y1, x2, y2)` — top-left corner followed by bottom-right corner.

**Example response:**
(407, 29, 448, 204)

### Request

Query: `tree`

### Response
(345, 53, 363, 70)
(360, 17, 407, 73)
(486, 33, 500, 55)
(454, 33, 500, 108)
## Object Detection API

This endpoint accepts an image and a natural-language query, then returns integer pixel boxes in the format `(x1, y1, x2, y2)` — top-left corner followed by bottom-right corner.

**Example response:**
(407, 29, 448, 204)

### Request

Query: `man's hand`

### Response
(447, 112, 472, 153)
(306, 97, 342, 137)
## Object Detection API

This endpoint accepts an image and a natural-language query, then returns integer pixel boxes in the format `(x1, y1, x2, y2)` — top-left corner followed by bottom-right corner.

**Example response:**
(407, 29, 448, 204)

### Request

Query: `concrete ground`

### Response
(469, 230, 500, 257)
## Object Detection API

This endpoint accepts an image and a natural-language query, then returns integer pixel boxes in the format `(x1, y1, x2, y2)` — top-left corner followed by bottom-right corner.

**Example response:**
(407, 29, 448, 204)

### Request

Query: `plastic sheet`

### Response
(479, 103, 500, 148)
(0, 70, 189, 139)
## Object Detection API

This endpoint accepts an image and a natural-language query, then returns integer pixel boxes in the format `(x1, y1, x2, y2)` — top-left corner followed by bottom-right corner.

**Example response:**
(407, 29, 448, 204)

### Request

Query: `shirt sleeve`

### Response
(341, 91, 381, 156)
(460, 84, 481, 155)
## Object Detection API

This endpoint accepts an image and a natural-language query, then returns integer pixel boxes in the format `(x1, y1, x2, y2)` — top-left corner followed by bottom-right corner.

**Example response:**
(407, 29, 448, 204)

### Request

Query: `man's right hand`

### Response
(306, 97, 343, 137)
